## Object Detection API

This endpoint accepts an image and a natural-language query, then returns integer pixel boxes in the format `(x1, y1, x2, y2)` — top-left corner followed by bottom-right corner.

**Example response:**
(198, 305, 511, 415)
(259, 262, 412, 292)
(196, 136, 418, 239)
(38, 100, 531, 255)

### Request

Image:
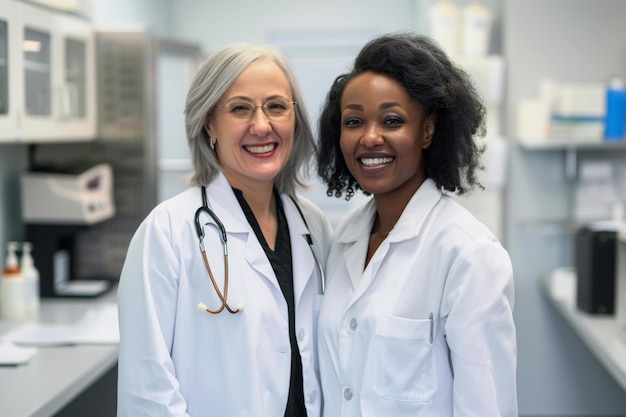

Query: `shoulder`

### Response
(434, 193, 499, 244)
(290, 194, 329, 228)
(138, 187, 199, 236)
(334, 198, 374, 237)
(151, 187, 198, 216)
(424, 193, 511, 266)
(290, 193, 334, 250)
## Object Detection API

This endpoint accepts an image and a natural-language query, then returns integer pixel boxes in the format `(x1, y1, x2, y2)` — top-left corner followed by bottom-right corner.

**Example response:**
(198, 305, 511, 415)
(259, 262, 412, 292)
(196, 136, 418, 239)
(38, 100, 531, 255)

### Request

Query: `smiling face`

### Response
(205, 59, 295, 191)
(340, 71, 434, 200)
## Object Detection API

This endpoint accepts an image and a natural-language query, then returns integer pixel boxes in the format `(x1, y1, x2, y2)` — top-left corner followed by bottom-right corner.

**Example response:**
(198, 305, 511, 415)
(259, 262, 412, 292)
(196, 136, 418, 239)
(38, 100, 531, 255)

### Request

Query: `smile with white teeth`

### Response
(360, 156, 393, 167)
(244, 144, 276, 154)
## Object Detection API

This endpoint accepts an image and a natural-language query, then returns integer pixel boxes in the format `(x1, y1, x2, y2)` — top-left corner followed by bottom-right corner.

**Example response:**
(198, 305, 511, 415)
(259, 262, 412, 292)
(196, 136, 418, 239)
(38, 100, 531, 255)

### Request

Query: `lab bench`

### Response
(543, 269, 626, 392)
(0, 288, 118, 417)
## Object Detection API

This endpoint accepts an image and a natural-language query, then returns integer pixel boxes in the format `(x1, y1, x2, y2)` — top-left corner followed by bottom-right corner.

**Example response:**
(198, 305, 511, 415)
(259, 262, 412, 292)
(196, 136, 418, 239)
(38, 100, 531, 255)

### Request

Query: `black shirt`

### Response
(234, 188, 307, 417)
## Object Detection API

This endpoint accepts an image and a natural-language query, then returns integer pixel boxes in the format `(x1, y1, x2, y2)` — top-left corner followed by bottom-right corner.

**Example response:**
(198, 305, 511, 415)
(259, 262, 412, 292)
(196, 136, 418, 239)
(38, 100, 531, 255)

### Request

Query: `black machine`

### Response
(575, 225, 618, 315)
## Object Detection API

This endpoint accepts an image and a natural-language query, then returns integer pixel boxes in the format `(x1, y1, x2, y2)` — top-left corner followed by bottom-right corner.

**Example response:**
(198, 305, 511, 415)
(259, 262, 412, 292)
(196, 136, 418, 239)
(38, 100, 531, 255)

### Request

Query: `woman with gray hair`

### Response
(117, 43, 332, 417)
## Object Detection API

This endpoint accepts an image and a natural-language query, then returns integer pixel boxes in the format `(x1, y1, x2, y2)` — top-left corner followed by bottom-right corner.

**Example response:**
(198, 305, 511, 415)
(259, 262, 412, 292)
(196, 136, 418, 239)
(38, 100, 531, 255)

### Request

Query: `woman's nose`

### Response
(249, 107, 272, 136)
(360, 124, 384, 147)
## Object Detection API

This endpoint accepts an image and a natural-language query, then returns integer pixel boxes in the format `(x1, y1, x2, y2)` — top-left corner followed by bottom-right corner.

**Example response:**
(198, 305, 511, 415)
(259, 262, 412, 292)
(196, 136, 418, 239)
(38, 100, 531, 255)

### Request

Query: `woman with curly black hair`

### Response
(316, 32, 517, 417)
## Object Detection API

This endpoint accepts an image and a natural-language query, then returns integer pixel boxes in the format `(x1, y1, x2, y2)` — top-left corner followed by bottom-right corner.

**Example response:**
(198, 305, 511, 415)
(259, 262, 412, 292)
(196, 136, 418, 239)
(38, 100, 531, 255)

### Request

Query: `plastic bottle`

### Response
(428, 1, 461, 58)
(605, 76, 626, 141)
(1, 241, 27, 319)
(21, 242, 40, 316)
(461, 2, 492, 59)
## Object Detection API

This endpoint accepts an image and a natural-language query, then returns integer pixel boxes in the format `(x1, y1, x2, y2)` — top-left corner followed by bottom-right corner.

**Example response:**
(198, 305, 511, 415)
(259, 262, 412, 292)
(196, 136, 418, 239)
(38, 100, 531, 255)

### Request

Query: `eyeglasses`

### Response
(216, 98, 297, 121)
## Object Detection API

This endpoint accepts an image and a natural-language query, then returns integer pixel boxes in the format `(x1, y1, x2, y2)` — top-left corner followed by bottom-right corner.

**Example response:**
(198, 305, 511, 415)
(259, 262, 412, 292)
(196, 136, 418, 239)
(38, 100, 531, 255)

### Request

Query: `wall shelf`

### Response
(518, 140, 626, 180)
(518, 219, 580, 235)
(519, 140, 626, 151)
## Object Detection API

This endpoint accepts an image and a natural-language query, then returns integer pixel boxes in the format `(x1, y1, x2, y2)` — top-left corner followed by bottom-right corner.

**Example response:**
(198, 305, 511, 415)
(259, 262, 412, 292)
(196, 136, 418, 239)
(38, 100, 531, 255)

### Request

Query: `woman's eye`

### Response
(231, 103, 252, 113)
(266, 102, 287, 111)
(384, 116, 405, 126)
(342, 118, 362, 127)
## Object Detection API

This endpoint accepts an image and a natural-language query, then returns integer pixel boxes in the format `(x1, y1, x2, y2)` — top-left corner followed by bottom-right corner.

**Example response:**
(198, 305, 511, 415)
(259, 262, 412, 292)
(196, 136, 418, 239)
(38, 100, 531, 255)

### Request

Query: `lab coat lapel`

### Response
(334, 182, 442, 305)
(388, 178, 443, 243)
(336, 199, 377, 290)
(206, 174, 279, 290)
(243, 234, 277, 290)
(283, 195, 315, 305)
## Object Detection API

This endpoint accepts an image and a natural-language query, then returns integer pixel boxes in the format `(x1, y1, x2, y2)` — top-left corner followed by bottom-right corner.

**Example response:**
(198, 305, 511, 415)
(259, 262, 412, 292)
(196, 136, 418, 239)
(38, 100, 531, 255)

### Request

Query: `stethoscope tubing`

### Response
(195, 187, 239, 313)
(194, 187, 326, 315)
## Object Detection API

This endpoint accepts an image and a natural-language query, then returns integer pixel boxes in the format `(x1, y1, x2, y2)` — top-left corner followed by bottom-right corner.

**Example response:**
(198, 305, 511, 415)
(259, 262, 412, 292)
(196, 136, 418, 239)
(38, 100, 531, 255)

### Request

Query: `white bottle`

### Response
(1, 241, 27, 319)
(428, 1, 461, 58)
(461, 2, 492, 59)
(21, 242, 40, 316)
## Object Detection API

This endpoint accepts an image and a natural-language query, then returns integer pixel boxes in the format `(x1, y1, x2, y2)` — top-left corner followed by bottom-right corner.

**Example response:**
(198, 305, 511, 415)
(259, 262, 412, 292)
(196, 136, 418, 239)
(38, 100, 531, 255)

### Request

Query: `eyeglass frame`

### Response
(214, 97, 297, 121)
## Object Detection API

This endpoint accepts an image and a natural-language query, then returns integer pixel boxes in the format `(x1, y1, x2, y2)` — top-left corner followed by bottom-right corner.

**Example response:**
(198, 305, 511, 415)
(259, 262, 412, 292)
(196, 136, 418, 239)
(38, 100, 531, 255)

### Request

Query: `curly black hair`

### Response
(317, 32, 487, 200)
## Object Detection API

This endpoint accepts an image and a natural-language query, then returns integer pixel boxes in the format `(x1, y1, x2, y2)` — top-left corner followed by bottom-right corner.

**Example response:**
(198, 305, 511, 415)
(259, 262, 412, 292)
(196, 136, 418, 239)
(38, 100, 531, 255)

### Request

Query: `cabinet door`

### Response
(0, 0, 18, 141)
(53, 12, 95, 140)
(16, 0, 58, 141)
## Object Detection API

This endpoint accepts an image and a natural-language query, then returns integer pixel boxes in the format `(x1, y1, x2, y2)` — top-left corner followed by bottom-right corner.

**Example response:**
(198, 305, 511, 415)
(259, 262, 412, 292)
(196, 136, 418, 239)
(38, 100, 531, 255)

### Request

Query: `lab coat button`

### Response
(343, 388, 353, 401)
(349, 318, 358, 331)
(297, 328, 305, 341)
(309, 390, 317, 403)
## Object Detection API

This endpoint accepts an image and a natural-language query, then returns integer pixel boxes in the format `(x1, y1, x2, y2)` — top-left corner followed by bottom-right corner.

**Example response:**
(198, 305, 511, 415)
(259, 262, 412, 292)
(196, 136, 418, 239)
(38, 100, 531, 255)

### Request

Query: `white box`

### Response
(21, 163, 115, 225)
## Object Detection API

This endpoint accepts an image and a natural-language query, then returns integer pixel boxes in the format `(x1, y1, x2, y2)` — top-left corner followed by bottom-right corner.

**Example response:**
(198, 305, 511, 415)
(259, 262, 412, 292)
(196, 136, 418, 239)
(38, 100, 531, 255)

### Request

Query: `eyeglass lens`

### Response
(218, 98, 296, 120)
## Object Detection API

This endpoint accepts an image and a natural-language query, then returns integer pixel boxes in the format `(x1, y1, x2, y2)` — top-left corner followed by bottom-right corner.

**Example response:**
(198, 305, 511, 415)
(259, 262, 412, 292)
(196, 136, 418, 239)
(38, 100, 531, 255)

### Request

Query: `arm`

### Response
(117, 213, 190, 417)
(442, 241, 518, 417)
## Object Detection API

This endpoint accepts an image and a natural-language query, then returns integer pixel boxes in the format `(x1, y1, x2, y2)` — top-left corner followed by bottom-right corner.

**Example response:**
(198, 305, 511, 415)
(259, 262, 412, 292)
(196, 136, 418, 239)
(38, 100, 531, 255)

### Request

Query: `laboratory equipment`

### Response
(575, 223, 618, 314)
(21, 163, 114, 225)
(21, 163, 116, 297)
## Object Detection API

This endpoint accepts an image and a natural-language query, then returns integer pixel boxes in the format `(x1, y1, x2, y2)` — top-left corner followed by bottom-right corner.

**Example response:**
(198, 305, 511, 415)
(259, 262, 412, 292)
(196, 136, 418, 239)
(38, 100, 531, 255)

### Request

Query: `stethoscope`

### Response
(194, 186, 326, 314)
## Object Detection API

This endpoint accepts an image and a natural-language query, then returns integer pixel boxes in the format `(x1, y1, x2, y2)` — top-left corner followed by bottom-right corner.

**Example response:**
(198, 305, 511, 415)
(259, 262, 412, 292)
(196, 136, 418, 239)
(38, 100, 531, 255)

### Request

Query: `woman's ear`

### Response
(203, 116, 213, 139)
(422, 114, 435, 149)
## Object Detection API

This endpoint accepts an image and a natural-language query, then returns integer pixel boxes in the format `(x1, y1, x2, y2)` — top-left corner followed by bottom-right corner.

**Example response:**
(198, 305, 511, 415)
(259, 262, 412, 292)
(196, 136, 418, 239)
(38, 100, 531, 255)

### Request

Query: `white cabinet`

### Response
(52, 10, 96, 140)
(0, 0, 95, 143)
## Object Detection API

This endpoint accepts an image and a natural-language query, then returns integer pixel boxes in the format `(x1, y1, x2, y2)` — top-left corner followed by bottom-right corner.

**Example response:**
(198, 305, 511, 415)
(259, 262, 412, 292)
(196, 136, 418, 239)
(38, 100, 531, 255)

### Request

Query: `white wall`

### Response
(171, 0, 423, 52)
(91, 0, 175, 36)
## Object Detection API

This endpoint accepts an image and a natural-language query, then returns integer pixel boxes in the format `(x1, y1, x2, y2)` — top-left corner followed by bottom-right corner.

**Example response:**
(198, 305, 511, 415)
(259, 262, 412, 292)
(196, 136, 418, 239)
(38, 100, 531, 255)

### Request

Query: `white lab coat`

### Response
(117, 172, 332, 417)
(318, 179, 517, 417)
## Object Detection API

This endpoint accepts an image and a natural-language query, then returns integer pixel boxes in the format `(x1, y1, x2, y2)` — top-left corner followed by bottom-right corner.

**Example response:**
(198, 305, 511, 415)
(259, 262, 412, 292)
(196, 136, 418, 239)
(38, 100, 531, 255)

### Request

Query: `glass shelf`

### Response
(519, 140, 626, 151)
(518, 139, 626, 180)
(518, 219, 579, 235)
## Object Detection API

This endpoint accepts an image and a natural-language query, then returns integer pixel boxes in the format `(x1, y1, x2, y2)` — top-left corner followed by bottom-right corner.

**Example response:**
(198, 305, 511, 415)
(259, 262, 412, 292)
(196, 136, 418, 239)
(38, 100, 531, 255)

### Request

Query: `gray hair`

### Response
(184, 43, 315, 197)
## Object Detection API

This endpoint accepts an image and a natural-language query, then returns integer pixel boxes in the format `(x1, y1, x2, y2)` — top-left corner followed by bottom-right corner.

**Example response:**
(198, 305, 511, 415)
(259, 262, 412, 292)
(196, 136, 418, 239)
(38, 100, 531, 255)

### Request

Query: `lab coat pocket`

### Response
(373, 314, 437, 402)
